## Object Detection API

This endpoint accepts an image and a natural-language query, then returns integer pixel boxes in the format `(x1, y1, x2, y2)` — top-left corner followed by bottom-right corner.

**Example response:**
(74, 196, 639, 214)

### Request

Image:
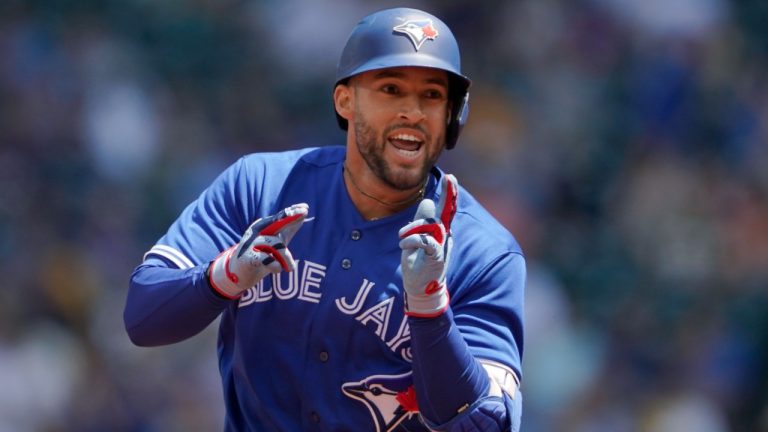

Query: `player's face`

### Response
(348, 67, 450, 191)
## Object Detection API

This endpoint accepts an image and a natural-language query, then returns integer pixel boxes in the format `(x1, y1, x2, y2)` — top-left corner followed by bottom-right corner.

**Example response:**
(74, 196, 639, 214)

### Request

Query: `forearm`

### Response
(410, 308, 519, 431)
(410, 308, 490, 421)
(124, 261, 231, 346)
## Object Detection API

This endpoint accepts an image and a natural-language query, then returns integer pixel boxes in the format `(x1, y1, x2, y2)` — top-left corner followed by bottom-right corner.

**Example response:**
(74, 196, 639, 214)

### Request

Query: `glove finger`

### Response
(399, 218, 445, 245)
(241, 234, 289, 270)
(399, 217, 430, 237)
(260, 255, 284, 274)
(413, 198, 436, 221)
(253, 240, 298, 272)
(443, 235, 453, 266)
(399, 233, 440, 257)
(260, 203, 309, 239)
(277, 218, 306, 245)
(260, 245, 297, 273)
(435, 174, 458, 232)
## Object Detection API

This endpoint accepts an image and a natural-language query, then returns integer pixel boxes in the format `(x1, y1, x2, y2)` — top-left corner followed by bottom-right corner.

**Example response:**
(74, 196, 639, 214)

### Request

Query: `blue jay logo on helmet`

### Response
(393, 19, 439, 51)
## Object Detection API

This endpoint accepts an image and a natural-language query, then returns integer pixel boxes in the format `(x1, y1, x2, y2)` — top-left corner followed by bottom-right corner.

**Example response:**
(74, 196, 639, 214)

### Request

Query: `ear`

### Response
(334, 84, 354, 123)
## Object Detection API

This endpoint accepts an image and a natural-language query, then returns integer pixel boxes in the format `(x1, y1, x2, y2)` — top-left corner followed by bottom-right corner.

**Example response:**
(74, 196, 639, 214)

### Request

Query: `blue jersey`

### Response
(131, 146, 525, 431)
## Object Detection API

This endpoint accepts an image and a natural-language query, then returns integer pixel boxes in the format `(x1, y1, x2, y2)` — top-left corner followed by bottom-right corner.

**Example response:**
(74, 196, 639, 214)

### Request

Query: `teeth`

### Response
(395, 147, 418, 156)
(392, 134, 420, 142)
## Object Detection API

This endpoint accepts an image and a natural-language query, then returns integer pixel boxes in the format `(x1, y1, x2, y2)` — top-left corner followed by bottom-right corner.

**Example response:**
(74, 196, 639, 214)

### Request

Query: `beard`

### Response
(352, 108, 443, 191)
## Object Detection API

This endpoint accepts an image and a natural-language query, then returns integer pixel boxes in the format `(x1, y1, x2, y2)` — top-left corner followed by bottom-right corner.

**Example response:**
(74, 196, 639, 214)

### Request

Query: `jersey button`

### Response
(341, 258, 352, 269)
(319, 351, 329, 362)
(310, 411, 320, 423)
(350, 230, 362, 241)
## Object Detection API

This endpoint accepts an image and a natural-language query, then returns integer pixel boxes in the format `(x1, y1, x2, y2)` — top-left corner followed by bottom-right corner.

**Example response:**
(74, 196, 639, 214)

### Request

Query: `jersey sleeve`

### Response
(125, 258, 232, 346)
(125, 158, 261, 346)
(451, 251, 526, 382)
(145, 156, 256, 269)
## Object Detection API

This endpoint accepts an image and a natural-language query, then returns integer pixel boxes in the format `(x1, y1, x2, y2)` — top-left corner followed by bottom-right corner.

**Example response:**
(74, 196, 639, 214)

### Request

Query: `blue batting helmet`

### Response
(334, 7, 471, 150)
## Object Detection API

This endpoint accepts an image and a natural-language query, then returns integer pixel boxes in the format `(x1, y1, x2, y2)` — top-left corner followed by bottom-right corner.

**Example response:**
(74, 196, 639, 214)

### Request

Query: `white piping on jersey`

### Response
(479, 359, 520, 399)
(304, 216, 315, 222)
(144, 244, 194, 269)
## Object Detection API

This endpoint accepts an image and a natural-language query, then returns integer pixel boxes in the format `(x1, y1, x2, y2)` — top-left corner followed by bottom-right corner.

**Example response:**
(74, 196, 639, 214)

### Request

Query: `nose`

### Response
(397, 95, 426, 123)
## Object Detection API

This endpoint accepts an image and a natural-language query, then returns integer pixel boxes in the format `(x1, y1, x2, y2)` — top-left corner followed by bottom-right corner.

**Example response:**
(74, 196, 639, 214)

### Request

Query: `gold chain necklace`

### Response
(343, 162, 426, 209)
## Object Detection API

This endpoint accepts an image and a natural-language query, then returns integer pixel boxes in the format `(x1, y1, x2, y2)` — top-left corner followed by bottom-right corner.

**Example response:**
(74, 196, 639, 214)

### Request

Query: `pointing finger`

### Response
(435, 174, 458, 232)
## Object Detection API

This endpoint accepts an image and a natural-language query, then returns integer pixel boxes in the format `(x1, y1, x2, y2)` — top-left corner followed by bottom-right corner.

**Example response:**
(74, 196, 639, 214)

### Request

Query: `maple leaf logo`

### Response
(393, 19, 439, 51)
(422, 24, 438, 39)
(395, 385, 419, 412)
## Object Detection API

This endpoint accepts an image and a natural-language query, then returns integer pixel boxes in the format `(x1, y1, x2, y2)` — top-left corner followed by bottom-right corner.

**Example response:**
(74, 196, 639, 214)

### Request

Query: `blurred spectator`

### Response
(1, 0, 766, 429)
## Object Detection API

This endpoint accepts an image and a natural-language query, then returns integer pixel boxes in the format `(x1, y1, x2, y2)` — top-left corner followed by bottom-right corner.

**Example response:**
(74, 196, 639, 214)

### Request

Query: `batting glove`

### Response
(208, 203, 309, 299)
(398, 174, 458, 318)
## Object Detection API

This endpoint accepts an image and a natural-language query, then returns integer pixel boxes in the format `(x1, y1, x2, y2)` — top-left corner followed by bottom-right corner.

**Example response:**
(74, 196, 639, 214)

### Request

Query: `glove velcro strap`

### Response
(405, 282, 450, 318)
(208, 247, 243, 300)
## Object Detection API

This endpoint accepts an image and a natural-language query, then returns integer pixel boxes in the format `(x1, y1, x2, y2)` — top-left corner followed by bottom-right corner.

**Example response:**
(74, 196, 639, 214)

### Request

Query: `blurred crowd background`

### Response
(1, 0, 767, 430)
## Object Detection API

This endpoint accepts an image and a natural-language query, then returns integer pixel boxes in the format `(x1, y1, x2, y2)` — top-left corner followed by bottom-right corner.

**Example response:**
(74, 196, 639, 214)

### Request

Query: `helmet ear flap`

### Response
(446, 91, 469, 150)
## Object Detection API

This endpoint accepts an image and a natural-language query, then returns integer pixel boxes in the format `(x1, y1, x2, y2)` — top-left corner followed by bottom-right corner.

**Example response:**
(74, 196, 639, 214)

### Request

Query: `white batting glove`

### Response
(208, 203, 309, 299)
(398, 174, 458, 318)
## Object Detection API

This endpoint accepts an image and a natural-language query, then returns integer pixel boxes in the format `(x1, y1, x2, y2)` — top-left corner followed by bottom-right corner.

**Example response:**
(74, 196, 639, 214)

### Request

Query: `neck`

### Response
(343, 162, 426, 220)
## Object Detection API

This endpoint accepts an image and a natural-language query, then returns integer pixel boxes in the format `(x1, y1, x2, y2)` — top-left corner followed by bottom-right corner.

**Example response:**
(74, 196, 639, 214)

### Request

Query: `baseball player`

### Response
(125, 7, 525, 431)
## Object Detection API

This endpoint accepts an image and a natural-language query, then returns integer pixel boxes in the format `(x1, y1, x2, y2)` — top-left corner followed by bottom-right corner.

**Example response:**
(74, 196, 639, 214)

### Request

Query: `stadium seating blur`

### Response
(1, 1, 766, 430)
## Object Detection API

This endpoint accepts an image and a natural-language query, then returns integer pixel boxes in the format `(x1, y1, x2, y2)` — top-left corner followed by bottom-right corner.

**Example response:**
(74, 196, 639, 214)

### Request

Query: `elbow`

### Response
(123, 313, 153, 347)
(124, 311, 180, 347)
(123, 309, 172, 347)
(123, 299, 155, 347)
(123, 270, 162, 347)
(123, 262, 217, 347)
(125, 326, 151, 347)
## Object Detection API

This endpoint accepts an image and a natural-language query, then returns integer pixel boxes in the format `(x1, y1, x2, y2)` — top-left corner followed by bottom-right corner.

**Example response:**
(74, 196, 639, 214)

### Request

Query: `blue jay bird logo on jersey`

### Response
(393, 19, 439, 51)
(342, 372, 423, 431)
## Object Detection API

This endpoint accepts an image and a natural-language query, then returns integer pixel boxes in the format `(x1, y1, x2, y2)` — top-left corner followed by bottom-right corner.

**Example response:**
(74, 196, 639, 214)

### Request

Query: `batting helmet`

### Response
(334, 7, 471, 150)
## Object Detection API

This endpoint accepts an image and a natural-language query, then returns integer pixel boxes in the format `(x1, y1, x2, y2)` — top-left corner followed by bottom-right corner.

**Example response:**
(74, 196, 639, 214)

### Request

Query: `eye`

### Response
(424, 88, 446, 100)
(380, 84, 399, 95)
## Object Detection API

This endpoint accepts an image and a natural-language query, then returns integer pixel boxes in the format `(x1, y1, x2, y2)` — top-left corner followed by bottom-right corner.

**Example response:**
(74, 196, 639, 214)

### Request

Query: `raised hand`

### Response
(209, 203, 309, 299)
(398, 174, 458, 317)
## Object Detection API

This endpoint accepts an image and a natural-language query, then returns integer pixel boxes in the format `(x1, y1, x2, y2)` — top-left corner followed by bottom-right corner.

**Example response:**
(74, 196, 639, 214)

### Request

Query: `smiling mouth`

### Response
(389, 133, 423, 157)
